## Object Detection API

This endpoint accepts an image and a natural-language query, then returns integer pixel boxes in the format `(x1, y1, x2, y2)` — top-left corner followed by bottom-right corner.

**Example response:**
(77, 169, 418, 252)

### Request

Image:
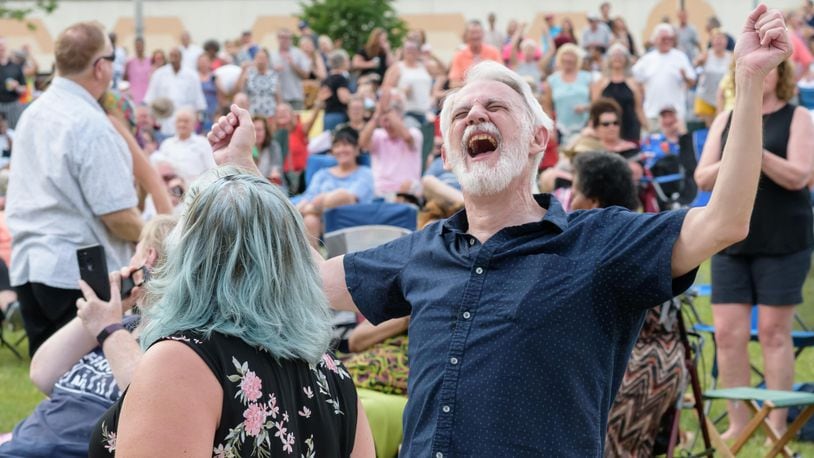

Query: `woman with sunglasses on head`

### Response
(583, 98, 642, 185)
(586, 98, 638, 154)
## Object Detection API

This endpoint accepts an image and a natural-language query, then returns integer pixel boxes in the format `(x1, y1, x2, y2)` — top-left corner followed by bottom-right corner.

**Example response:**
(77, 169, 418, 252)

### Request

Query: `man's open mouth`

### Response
(466, 133, 498, 158)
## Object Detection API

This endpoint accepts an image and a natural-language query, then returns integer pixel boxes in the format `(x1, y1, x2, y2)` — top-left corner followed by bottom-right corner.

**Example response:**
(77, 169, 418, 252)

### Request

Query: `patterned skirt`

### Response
(604, 306, 686, 457)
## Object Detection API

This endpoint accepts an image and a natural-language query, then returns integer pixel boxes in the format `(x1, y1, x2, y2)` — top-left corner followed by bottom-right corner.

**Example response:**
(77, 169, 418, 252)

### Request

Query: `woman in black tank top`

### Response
(592, 44, 647, 142)
(694, 59, 814, 438)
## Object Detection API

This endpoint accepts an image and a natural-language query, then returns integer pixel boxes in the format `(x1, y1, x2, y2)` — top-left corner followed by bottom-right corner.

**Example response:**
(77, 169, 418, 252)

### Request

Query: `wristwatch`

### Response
(96, 323, 126, 347)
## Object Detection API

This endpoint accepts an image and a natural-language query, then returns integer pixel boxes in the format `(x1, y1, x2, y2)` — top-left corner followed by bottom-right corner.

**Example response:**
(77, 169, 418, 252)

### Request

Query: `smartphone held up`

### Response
(76, 245, 148, 301)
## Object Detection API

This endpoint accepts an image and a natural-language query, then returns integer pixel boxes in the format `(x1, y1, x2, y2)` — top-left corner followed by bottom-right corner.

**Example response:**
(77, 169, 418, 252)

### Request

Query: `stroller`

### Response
(638, 132, 699, 212)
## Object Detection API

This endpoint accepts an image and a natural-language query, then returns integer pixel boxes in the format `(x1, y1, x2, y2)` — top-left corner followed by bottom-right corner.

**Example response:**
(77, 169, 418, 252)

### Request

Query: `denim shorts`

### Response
(711, 248, 812, 306)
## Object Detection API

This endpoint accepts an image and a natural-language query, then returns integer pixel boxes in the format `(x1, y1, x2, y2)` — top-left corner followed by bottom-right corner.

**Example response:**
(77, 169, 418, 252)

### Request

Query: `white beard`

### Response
(448, 122, 529, 196)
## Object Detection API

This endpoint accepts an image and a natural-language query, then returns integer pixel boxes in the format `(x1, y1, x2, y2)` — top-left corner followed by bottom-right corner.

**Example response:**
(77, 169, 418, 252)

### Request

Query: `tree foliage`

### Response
(0, 0, 59, 28)
(299, 0, 407, 55)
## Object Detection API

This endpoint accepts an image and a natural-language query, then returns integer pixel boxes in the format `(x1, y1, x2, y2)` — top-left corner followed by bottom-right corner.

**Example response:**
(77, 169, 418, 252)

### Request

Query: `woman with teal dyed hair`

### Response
(87, 163, 374, 457)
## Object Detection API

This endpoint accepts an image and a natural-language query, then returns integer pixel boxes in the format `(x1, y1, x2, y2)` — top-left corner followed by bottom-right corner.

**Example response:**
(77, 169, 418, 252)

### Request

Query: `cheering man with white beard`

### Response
(208, 5, 790, 455)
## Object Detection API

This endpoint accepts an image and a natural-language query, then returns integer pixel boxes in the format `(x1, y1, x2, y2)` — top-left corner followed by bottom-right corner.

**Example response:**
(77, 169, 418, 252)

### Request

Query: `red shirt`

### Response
(283, 120, 309, 172)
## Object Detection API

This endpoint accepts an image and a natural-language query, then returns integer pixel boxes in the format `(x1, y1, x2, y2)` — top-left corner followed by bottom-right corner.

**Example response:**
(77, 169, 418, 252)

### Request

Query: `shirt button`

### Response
(475, 267, 484, 275)
(450, 357, 459, 365)
(463, 311, 471, 319)
(468, 238, 475, 246)
(436, 453, 443, 458)
(442, 405, 451, 413)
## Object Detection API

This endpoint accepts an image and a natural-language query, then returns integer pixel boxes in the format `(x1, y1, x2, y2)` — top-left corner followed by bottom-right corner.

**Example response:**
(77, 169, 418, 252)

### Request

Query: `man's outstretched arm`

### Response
(310, 247, 359, 313)
(671, 4, 791, 278)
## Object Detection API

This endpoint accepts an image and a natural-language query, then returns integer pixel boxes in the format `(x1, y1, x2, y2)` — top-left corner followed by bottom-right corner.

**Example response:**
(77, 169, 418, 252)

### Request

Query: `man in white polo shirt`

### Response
(633, 23, 697, 126)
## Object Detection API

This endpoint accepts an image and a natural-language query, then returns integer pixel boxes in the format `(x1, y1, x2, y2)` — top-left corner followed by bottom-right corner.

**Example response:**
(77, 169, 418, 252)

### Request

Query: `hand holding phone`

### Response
(77, 272, 125, 340)
(119, 265, 149, 313)
(77, 245, 111, 301)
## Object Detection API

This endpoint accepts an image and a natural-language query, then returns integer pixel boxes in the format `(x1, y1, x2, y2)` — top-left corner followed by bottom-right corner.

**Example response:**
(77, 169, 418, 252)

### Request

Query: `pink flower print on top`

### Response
(104, 432, 117, 453)
(268, 392, 280, 419)
(283, 432, 295, 454)
(322, 354, 338, 373)
(274, 421, 288, 441)
(243, 403, 268, 437)
(239, 370, 263, 402)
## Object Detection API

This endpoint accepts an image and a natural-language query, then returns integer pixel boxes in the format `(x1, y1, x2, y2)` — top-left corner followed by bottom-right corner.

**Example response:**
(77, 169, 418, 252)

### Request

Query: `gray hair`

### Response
(440, 61, 553, 187)
(651, 23, 676, 42)
(328, 49, 348, 69)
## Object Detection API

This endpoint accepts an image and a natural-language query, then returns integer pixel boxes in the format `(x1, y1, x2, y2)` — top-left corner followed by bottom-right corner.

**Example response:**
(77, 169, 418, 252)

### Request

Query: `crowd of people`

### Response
(0, 2, 810, 457)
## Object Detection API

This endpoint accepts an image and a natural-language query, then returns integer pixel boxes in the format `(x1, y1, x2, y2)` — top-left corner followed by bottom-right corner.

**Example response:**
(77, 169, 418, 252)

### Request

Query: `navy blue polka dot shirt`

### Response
(344, 194, 697, 457)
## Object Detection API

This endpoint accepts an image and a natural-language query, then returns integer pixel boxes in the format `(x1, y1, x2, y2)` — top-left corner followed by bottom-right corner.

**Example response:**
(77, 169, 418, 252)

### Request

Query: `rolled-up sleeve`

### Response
(343, 233, 416, 324)
(594, 207, 697, 311)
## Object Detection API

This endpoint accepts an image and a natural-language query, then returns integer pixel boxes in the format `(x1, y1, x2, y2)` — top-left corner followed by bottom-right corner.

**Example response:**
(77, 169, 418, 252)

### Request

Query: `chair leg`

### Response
(706, 416, 735, 458)
(765, 406, 814, 458)
(0, 335, 23, 360)
(744, 401, 793, 458)
(731, 401, 772, 454)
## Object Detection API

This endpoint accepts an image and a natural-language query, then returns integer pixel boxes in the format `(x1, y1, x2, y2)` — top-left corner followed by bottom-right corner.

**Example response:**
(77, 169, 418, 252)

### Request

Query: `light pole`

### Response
(135, 0, 144, 39)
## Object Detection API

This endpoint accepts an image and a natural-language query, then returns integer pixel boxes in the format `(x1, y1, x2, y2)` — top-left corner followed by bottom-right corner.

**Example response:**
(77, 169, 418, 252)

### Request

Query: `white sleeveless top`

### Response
(398, 62, 433, 114)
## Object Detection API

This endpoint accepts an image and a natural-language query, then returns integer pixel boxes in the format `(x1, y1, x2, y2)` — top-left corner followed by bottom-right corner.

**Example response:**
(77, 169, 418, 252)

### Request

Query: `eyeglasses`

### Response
(94, 51, 116, 66)
(599, 120, 620, 127)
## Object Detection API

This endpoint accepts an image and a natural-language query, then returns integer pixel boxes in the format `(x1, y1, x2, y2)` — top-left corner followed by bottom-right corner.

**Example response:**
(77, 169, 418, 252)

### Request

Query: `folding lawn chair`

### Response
(704, 387, 814, 457)
(323, 201, 418, 233)
(321, 206, 415, 353)
(0, 300, 24, 360)
(323, 225, 412, 260)
(693, 307, 814, 391)
(689, 128, 711, 208)
(303, 153, 371, 188)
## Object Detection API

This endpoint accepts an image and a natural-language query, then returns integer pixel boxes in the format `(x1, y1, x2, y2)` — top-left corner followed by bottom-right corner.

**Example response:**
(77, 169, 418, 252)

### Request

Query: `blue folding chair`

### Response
(323, 201, 418, 233)
(799, 86, 814, 110)
(304, 153, 372, 187)
(693, 306, 814, 389)
(321, 202, 416, 353)
(690, 128, 711, 207)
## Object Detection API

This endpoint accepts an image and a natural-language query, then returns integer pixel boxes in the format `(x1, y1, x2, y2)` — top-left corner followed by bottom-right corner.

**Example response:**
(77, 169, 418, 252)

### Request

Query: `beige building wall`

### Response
(1, 0, 802, 70)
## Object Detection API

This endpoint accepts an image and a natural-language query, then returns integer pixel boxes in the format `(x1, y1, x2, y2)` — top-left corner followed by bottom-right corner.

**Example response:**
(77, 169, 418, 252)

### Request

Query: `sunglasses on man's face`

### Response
(94, 51, 116, 66)
(599, 120, 620, 127)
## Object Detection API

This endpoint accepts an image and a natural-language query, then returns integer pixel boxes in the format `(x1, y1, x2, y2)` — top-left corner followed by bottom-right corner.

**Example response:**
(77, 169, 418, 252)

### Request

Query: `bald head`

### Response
(55, 22, 108, 76)
(174, 107, 197, 139)
(169, 47, 182, 71)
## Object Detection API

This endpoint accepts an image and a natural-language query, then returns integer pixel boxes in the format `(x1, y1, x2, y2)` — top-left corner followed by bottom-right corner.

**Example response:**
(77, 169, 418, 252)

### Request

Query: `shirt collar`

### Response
(441, 193, 569, 235)
(50, 77, 104, 113)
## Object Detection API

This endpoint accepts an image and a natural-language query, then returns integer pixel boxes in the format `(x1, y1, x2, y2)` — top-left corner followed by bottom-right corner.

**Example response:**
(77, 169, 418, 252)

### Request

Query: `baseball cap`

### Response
(659, 105, 677, 115)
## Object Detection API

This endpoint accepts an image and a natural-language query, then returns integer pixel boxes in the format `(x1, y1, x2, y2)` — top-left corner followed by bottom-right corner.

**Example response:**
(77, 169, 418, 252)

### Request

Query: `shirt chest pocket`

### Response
(490, 254, 580, 329)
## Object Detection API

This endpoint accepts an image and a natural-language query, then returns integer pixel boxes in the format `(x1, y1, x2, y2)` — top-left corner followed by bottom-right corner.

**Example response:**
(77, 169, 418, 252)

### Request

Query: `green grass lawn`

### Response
(1, 263, 813, 455)
(0, 330, 43, 433)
